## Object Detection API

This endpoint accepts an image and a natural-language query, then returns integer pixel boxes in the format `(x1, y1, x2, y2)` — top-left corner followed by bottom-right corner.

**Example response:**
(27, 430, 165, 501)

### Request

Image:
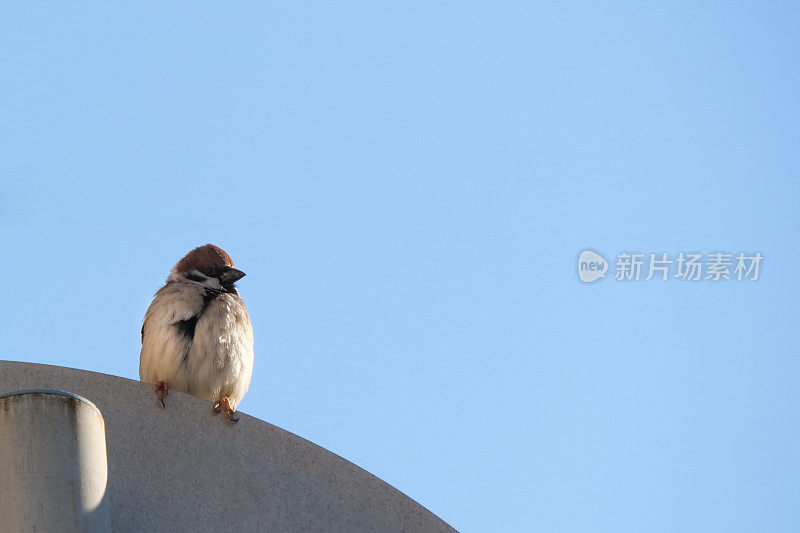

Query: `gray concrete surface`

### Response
(0, 389, 111, 532)
(0, 361, 455, 532)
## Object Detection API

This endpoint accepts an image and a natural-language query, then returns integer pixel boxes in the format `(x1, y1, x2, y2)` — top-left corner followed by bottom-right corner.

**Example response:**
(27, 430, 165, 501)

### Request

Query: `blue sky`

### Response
(2, 3, 799, 531)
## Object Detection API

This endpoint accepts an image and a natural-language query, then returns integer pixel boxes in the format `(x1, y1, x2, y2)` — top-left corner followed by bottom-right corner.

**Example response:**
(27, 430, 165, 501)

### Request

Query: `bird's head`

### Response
(171, 244, 246, 291)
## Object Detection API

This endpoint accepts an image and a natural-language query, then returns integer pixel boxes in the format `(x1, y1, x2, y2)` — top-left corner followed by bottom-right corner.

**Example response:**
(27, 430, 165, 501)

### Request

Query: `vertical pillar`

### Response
(0, 389, 111, 532)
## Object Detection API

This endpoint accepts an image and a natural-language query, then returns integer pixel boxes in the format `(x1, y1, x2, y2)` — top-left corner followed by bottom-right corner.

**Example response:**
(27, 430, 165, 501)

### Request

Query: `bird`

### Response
(139, 244, 254, 422)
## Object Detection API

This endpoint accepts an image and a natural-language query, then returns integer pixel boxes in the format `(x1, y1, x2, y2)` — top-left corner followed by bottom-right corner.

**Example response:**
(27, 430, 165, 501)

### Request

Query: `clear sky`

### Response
(2, 3, 798, 532)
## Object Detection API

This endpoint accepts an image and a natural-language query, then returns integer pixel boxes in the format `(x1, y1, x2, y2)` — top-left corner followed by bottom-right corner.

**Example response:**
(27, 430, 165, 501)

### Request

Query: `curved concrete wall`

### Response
(0, 361, 454, 532)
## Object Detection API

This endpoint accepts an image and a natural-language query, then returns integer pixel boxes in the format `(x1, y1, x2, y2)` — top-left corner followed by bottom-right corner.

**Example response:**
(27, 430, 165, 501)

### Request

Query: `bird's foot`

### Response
(212, 396, 239, 422)
(155, 381, 169, 409)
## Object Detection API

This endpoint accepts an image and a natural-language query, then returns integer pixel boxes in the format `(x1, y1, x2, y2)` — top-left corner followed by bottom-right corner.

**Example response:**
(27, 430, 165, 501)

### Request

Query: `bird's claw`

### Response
(155, 381, 169, 409)
(213, 396, 239, 422)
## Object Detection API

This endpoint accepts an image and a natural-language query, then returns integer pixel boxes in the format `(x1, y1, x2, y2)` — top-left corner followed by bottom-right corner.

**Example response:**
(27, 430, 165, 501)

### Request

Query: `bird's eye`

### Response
(204, 266, 216, 276)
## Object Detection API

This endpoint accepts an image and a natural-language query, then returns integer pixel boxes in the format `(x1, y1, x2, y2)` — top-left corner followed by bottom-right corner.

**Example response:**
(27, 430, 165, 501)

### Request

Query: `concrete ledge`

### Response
(0, 361, 454, 532)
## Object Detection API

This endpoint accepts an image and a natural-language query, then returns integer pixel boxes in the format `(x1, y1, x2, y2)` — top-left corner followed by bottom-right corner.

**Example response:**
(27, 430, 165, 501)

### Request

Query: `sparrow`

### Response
(139, 244, 254, 422)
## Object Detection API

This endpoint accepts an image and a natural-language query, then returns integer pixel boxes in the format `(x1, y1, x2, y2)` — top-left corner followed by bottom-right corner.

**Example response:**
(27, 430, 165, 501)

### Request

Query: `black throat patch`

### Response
(176, 315, 199, 339)
(176, 288, 222, 343)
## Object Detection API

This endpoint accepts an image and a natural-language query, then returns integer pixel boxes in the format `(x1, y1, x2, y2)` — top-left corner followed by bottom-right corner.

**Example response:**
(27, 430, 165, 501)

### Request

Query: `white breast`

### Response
(184, 293, 254, 408)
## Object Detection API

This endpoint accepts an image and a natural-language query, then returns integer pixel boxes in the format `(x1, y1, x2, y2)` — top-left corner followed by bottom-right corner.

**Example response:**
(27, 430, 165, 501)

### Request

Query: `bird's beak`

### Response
(219, 268, 246, 284)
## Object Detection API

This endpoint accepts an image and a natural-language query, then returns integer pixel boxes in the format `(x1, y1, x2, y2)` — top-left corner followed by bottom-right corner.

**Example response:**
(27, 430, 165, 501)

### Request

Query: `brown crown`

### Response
(174, 244, 236, 274)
